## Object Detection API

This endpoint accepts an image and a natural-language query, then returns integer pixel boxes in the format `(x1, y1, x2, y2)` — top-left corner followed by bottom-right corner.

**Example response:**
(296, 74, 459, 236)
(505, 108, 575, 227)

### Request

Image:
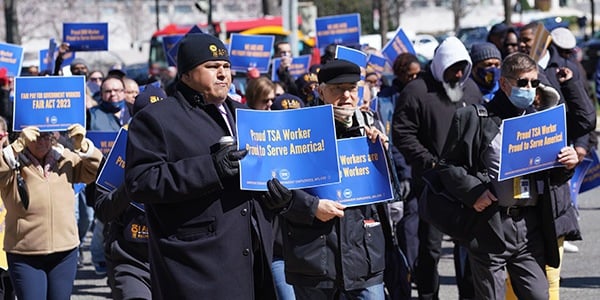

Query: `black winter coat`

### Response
(125, 82, 276, 300)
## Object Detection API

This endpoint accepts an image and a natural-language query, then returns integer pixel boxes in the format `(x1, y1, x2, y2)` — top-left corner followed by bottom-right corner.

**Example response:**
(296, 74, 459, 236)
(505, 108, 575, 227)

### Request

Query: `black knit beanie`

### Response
(177, 33, 230, 75)
(470, 42, 502, 64)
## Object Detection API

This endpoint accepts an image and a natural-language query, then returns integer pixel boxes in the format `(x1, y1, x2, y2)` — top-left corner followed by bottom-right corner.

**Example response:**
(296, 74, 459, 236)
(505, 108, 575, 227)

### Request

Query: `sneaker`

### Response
(94, 262, 107, 276)
(563, 241, 579, 253)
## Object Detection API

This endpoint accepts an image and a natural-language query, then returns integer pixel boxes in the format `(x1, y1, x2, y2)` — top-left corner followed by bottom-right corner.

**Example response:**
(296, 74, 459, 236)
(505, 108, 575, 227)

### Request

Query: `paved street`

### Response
(71, 188, 600, 299)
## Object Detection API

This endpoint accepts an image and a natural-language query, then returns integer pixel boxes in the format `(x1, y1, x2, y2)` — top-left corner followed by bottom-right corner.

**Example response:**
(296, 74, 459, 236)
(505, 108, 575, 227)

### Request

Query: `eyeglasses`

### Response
(103, 88, 124, 94)
(125, 90, 139, 95)
(511, 78, 540, 88)
(262, 98, 275, 103)
(89, 77, 103, 82)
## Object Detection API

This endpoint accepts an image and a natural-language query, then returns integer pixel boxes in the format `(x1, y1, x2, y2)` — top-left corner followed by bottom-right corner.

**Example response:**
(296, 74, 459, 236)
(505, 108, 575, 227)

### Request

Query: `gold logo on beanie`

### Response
(209, 43, 227, 58)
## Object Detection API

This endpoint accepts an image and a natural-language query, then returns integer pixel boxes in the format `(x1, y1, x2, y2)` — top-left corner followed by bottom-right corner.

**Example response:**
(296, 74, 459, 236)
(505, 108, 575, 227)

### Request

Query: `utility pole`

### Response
(155, 0, 160, 31)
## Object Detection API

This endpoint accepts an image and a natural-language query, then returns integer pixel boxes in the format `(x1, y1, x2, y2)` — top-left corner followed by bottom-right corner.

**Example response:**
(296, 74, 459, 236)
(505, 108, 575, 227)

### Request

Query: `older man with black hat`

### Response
(275, 59, 389, 299)
(125, 33, 281, 299)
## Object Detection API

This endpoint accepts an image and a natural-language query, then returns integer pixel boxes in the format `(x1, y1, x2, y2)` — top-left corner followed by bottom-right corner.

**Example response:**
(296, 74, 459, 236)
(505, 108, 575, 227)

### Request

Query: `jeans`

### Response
(7, 248, 77, 300)
(90, 219, 106, 268)
(271, 258, 295, 300)
(294, 283, 385, 300)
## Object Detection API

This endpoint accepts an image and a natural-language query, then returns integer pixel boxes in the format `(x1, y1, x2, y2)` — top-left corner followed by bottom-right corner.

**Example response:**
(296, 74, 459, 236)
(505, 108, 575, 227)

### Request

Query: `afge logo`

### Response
(343, 188, 352, 199)
(279, 169, 290, 180)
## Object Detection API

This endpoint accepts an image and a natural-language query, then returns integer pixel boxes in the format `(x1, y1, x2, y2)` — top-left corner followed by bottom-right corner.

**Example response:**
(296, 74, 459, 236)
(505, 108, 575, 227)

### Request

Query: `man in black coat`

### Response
(124, 33, 278, 299)
(392, 37, 483, 300)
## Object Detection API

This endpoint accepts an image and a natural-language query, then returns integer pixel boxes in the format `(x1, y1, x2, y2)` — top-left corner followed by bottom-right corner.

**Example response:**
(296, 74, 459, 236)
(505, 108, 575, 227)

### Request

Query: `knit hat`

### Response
(317, 59, 361, 84)
(133, 84, 167, 115)
(177, 33, 230, 75)
(470, 42, 502, 63)
(551, 27, 576, 50)
(271, 93, 305, 110)
(70, 58, 87, 68)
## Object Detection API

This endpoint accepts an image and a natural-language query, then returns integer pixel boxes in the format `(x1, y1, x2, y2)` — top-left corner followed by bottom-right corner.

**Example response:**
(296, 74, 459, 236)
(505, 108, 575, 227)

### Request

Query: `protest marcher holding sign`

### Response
(93, 86, 166, 300)
(125, 33, 280, 299)
(272, 59, 390, 299)
(435, 53, 579, 300)
(0, 124, 101, 300)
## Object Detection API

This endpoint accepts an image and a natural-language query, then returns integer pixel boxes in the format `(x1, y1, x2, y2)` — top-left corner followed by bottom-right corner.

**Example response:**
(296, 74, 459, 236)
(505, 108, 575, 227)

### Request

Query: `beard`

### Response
(443, 81, 464, 103)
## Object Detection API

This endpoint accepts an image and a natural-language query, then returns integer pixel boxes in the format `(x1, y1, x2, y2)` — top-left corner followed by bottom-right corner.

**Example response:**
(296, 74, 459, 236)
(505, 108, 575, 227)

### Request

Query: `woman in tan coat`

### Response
(0, 124, 102, 300)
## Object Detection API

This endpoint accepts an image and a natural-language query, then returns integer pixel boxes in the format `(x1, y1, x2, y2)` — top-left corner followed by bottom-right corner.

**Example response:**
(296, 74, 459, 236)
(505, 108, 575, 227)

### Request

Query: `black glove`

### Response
(263, 178, 292, 210)
(212, 144, 248, 178)
(399, 179, 411, 200)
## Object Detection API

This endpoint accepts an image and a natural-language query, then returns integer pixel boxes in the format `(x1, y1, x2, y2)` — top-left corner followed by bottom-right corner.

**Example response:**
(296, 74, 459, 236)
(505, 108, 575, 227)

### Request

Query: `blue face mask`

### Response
(110, 100, 125, 110)
(508, 86, 536, 109)
(476, 67, 500, 87)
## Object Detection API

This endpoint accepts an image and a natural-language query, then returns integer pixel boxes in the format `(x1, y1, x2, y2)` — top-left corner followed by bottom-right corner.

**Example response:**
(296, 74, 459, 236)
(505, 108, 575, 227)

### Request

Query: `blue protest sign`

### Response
(382, 27, 416, 65)
(40, 49, 74, 73)
(335, 46, 367, 68)
(13, 76, 86, 132)
(367, 54, 387, 75)
(270, 55, 311, 82)
(63, 23, 108, 51)
(569, 156, 593, 209)
(96, 127, 127, 191)
(580, 150, 600, 193)
(307, 137, 393, 207)
(86, 131, 119, 157)
(0, 42, 23, 77)
(229, 34, 274, 73)
(237, 105, 340, 190)
(315, 14, 361, 49)
(498, 104, 567, 181)
(163, 35, 184, 67)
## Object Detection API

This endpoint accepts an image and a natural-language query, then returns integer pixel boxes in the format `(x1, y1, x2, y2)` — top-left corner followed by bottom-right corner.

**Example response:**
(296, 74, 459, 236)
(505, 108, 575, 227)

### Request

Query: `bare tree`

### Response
(4, 0, 19, 44)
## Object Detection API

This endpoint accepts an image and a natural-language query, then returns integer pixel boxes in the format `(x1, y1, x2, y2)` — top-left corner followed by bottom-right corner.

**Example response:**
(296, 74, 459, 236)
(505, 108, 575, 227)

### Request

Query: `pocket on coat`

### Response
(174, 217, 217, 241)
(364, 222, 385, 273)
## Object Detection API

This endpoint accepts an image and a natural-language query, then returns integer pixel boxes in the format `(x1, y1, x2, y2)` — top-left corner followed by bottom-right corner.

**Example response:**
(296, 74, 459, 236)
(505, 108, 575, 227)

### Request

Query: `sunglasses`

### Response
(512, 78, 540, 88)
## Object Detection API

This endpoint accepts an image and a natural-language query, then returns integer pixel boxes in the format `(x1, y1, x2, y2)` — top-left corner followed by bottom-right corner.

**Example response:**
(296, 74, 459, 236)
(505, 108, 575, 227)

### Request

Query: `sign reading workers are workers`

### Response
(307, 136, 394, 207)
(236, 105, 340, 191)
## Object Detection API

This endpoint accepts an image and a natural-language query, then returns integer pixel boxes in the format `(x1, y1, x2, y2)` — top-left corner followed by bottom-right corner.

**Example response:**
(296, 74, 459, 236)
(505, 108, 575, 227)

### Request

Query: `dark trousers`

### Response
(106, 241, 151, 300)
(397, 196, 419, 272)
(7, 247, 77, 300)
(415, 219, 443, 300)
(468, 209, 548, 300)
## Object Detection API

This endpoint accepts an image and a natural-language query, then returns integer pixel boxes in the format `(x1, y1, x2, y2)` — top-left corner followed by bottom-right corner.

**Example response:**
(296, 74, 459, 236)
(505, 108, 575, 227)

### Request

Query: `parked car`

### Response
(412, 34, 439, 60)
(456, 26, 489, 50)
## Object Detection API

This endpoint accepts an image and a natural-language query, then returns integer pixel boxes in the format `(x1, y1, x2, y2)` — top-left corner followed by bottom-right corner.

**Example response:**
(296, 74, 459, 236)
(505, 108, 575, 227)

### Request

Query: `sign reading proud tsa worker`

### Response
(96, 127, 128, 191)
(228, 34, 274, 73)
(307, 137, 393, 207)
(237, 105, 340, 191)
(315, 13, 361, 49)
(0, 42, 23, 77)
(498, 104, 567, 181)
(382, 27, 416, 65)
(13, 76, 86, 132)
(63, 23, 108, 51)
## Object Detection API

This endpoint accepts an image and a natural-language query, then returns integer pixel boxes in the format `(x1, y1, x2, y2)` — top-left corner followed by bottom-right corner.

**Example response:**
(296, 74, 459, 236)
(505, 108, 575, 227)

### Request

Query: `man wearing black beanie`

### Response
(125, 33, 282, 299)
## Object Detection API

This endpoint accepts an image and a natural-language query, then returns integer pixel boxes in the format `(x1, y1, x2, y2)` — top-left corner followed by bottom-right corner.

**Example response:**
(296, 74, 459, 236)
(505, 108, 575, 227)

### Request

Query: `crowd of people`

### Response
(0, 19, 595, 300)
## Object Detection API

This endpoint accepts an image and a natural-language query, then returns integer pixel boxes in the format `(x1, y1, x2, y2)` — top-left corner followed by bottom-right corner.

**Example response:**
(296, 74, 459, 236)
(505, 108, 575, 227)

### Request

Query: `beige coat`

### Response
(0, 141, 102, 255)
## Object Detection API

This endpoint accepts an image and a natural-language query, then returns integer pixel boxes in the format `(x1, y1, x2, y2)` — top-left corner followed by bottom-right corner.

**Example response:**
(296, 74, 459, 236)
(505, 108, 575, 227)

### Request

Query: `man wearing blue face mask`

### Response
(470, 42, 502, 103)
(437, 52, 580, 299)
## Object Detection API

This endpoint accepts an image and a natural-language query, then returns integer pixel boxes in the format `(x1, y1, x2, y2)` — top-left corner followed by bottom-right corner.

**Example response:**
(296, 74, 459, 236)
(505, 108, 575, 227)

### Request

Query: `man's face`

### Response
(27, 133, 54, 160)
(473, 58, 501, 84)
(275, 43, 292, 58)
(124, 81, 139, 105)
(101, 78, 125, 103)
(71, 64, 88, 77)
(519, 28, 535, 56)
(182, 60, 232, 105)
(399, 62, 421, 85)
(443, 61, 468, 86)
(319, 82, 359, 108)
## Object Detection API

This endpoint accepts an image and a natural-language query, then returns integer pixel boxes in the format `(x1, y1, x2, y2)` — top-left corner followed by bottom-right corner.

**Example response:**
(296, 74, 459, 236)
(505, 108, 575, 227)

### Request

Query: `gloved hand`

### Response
(68, 124, 87, 152)
(12, 126, 40, 153)
(262, 178, 292, 210)
(399, 179, 411, 200)
(212, 144, 248, 178)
